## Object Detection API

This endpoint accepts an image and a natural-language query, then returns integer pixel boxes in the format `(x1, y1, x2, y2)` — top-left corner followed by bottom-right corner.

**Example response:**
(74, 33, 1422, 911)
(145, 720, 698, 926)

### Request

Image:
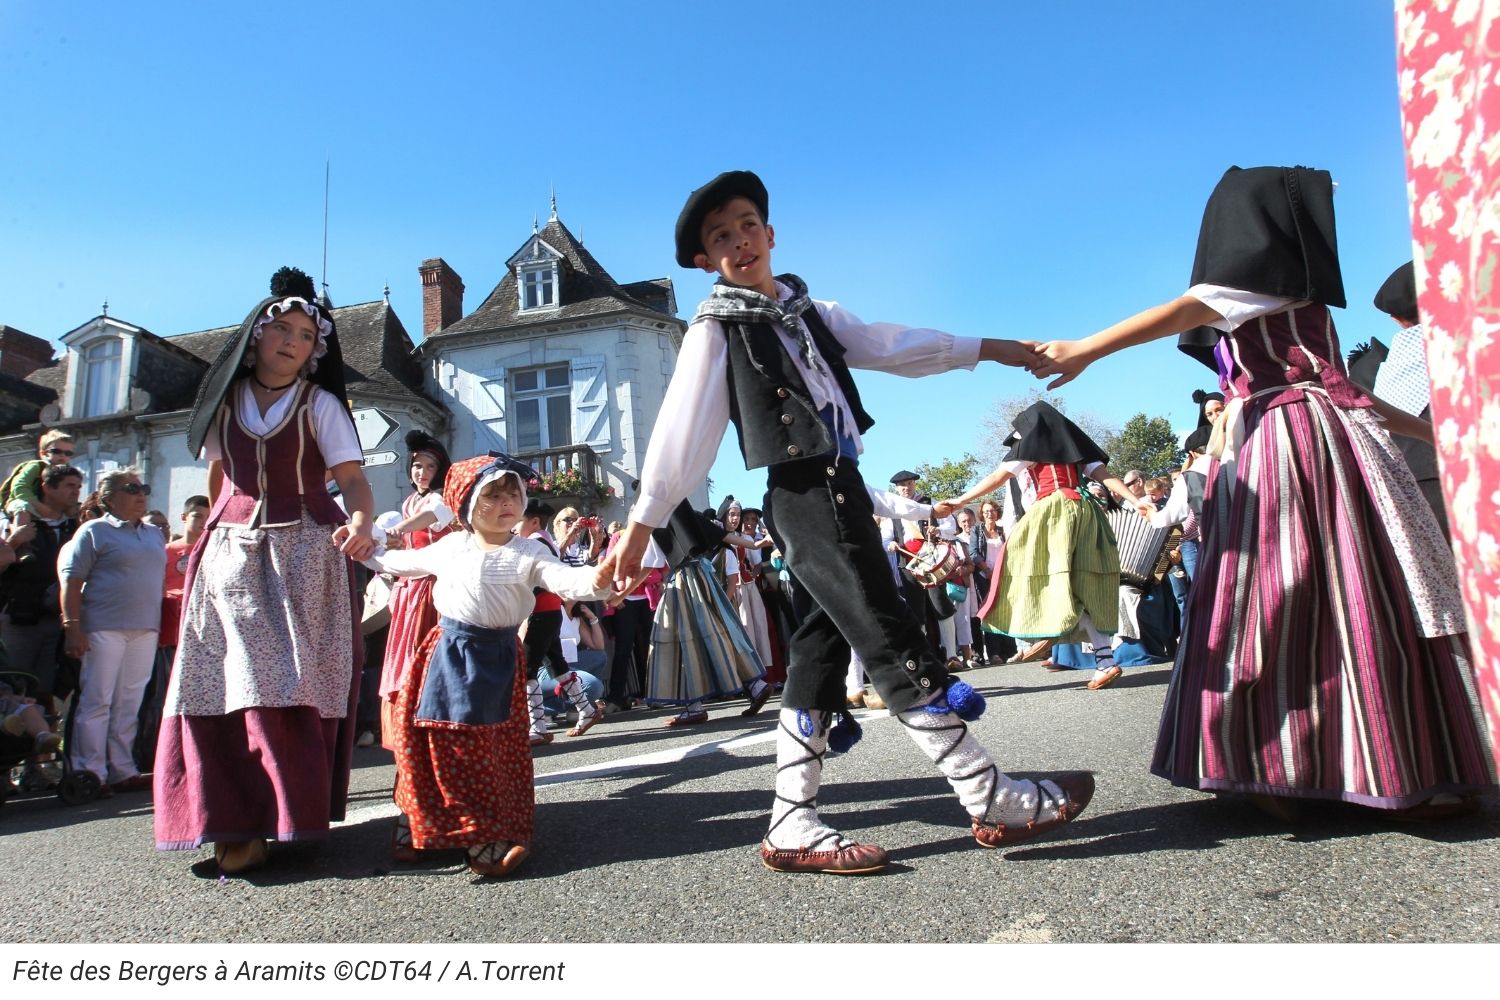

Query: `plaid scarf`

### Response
(691, 274, 826, 375)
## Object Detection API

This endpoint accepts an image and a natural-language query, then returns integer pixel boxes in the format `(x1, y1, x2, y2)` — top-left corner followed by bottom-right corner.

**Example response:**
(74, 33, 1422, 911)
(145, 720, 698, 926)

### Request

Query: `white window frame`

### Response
(510, 364, 572, 451)
(81, 339, 122, 417)
(520, 263, 557, 312)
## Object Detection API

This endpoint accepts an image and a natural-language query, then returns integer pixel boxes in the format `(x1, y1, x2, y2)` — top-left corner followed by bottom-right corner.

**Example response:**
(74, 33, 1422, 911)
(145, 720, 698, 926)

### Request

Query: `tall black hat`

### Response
(1345, 337, 1389, 393)
(405, 429, 451, 494)
(186, 267, 352, 455)
(674, 170, 769, 268)
(1178, 166, 1346, 371)
(1002, 401, 1110, 467)
(1373, 261, 1419, 323)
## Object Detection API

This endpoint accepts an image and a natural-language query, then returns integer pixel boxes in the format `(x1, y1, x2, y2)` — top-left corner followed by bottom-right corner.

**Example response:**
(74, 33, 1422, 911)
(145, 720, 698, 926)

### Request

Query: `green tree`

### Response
(1108, 413, 1182, 477)
(914, 453, 980, 501)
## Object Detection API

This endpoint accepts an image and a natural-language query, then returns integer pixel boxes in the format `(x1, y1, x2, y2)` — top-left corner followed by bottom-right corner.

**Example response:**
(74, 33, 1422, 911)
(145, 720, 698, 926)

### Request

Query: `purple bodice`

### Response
(210, 381, 347, 528)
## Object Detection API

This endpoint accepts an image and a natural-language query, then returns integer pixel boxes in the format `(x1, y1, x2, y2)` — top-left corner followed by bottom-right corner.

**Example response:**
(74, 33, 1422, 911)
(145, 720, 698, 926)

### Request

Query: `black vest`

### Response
(721, 306, 875, 470)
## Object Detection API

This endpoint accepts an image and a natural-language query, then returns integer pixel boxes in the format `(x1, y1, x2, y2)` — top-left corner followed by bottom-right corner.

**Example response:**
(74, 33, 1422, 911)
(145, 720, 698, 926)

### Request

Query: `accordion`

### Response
(1106, 507, 1171, 590)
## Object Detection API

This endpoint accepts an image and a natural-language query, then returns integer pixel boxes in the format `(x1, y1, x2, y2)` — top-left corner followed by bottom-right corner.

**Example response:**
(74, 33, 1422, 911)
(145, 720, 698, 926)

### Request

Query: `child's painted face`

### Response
(694, 197, 775, 293)
(411, 453, 439, 492)
(470, 476, 525, 536)
(254, 308, 319, 381)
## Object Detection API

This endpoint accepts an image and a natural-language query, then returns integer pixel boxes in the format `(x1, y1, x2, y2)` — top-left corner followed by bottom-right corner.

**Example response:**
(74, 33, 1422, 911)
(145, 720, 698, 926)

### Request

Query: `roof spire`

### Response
(532, 214, 539, 235)
(549, 181, 557, 221)
(101, 299, 109, 317)
(383, 282, 391, 304)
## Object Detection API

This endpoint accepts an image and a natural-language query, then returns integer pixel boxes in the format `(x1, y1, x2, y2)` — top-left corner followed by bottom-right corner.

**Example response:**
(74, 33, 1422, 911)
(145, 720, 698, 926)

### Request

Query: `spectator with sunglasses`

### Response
(58, 467, 166, 796)
(2, 429, 78, 527)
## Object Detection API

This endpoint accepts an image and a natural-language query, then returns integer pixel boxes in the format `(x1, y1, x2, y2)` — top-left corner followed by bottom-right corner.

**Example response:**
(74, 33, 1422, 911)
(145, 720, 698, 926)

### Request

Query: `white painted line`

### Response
(336, 708, 889, 828)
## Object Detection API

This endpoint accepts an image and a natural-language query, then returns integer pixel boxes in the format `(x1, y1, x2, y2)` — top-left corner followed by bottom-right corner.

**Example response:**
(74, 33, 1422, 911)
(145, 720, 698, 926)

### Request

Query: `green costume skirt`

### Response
(981, 491, 1119, 639)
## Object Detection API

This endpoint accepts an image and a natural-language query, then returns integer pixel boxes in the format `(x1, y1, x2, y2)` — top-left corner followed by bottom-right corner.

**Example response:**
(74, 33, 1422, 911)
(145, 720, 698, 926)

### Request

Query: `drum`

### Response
(1106, 508, 1171, 590)
(901, 540, 964, 588)
(361, 573, 393, 636)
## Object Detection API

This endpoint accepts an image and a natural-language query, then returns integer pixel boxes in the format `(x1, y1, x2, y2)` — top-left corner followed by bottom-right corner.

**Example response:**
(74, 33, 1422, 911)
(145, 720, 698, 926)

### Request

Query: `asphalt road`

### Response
(4, 659, 1497, 943)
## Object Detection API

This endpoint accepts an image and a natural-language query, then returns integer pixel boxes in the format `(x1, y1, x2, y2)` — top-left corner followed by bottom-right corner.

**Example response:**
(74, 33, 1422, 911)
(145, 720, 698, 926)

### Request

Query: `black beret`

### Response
(1373, 261, 1418, 322)
(674, 170, 769, 268)
(889, 470, 919, 484)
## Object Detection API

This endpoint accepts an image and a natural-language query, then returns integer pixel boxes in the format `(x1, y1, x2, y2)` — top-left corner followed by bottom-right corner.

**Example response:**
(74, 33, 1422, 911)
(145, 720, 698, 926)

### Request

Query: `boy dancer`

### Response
(600, 171, 1094, 874)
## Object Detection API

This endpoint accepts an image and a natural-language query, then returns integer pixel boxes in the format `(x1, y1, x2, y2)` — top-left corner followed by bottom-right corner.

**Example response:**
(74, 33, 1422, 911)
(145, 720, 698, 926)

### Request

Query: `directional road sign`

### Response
(352, 407, 399, 453)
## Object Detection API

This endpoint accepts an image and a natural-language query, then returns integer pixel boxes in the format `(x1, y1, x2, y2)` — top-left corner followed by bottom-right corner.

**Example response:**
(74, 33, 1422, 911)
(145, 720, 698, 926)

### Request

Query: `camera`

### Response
(579, 516, 599, 528)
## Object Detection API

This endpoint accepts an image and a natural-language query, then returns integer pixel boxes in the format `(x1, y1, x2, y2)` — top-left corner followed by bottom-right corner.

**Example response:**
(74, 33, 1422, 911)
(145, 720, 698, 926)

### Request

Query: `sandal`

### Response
(567, 703, 604, 738)
(466, 841, 529, 878)
(665, 708, 709, 727)
(529, 732, 554, 748)
(1086, 664, 1123, 690)
(392, 815, 420, 863)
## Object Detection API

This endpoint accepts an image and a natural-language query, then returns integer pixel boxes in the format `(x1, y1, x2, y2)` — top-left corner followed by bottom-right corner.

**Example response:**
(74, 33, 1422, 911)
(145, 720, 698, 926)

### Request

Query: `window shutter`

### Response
(569, 355, 610, 449)
(471, 367, 508, 453)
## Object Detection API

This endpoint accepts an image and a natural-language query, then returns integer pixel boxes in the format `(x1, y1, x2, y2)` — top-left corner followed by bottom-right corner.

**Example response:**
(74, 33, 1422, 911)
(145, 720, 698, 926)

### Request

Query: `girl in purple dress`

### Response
(155, 267, 377, 874)
(1030, 166, 1495, 816)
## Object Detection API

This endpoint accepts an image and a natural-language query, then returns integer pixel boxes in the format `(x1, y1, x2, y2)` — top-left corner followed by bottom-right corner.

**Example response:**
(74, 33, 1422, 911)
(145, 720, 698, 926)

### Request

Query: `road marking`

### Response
(337, 709, 889, 827)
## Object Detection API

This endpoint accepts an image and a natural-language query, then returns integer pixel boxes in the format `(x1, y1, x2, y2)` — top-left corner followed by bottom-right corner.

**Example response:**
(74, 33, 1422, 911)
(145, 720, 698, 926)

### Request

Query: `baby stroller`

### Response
(0, 669, 102, 810)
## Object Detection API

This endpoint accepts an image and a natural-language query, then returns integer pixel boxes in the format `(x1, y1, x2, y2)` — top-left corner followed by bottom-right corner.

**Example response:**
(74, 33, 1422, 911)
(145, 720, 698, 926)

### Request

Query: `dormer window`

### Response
(521, 264, 556, 310)
(82, 338, 122, 416)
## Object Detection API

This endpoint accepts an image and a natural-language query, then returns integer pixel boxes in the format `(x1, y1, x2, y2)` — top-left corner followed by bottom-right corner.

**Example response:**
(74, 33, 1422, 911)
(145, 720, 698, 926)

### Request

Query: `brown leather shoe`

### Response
(972, 771, 1095, 848)
(760, 839, 889, 875)
(1086, 665, 1123, 690)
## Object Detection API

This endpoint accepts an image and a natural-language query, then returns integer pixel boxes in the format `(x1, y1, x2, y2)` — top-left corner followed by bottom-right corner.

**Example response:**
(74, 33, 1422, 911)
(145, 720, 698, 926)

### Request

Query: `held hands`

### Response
(331, 523, 377, 562)
(594, 521, 652, 605)
(931, 499, 957, 520)
(1028, 340, 1095, 390)
(1133, 499, 1156, 521)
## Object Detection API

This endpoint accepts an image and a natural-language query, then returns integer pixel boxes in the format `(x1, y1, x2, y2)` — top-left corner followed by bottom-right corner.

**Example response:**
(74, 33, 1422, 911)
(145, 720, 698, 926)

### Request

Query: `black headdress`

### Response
(1183, 425, 1212, 455)
(715, 495, 740, 522)
(1373, 261, 1418, 323)
(652, 499, 730, 570)
(1178, 166, 1346, 371)
(1002, 401, 1110, 467)
(1345, 337, 1389, 393)
(186, 266, 352, 455)
(405, 429, 451, 495)
(1191, 389, 1226, 428)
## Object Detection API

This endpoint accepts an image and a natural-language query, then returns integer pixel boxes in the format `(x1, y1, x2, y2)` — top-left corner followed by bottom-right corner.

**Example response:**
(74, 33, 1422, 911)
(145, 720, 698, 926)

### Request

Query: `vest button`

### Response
(919, 677, 932, 688)
(835, 493, 845, 503)
(786, 445, 800, 456)
(780, 413, 794, 425)
(904, 659, 917, 672)
(825, 466, 836, 477)
(776, 388, 789, 399)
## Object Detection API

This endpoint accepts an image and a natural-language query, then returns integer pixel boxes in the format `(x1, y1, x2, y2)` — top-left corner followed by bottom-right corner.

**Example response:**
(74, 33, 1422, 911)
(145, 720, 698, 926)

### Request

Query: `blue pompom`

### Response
(827, 711, 863, 753)
(945, 679, 986, 721)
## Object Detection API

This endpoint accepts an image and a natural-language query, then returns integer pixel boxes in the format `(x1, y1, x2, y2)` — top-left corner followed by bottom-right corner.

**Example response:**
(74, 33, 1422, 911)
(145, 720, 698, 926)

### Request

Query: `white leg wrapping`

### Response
(845, 653, 865, 697)
(526, 679, 547, 737)
(764, 708, 854, 851)
(898, 702, 1070, 828)
(558, 671, 598, 721)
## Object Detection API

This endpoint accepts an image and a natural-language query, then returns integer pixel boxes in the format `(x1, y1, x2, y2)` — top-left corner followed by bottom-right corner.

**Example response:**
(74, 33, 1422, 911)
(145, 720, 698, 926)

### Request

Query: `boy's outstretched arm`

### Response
(1030, 295, 1224, 389)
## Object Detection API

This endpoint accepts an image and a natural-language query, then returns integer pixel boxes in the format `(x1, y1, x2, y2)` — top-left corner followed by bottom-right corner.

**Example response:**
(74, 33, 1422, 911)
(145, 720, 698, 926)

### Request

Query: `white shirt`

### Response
(366, 532, 610, 629)
(409, 491, 456, 531)
(202, 382, 363, 468)
(631, 280, 984, 527)
(873, 488, 958, 551)
(1186, 284, 1302, 333)
(1372, 323, 1432, 416)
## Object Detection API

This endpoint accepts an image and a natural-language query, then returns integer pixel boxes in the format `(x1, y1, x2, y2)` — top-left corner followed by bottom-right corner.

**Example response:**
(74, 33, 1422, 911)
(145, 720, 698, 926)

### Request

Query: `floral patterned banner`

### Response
(1397, 0, 1500, 767)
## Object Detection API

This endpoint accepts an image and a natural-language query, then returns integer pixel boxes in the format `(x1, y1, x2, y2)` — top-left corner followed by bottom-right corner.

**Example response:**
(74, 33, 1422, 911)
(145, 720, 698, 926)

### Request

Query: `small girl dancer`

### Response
(1030, 165, 1496, 814)
(352, 453, 612, 876)
(940, 401, 1150, 690)
(376, 430, 454, 748)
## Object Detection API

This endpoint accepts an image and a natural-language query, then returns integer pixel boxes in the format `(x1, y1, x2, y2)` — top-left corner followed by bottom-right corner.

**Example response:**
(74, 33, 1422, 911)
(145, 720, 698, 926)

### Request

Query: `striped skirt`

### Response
(980, 490, 1119, 640)
(645, 559, 764, 706)
(1152, 396, 1497, 807)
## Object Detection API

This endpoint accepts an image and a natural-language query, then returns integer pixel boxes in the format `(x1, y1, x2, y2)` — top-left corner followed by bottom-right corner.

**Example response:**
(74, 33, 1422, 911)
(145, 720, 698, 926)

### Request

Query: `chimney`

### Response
(0, 325, 55, 379)
(419, 258, 464, 337)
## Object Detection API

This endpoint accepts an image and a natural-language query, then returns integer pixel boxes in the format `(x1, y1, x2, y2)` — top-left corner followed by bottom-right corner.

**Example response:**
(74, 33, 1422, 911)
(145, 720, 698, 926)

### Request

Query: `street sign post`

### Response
(363, 451, 400, 468)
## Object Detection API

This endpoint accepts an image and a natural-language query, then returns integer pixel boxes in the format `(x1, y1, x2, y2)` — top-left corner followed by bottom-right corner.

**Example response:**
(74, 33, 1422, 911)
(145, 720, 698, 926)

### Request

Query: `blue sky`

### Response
(2, 2, 1412, 506)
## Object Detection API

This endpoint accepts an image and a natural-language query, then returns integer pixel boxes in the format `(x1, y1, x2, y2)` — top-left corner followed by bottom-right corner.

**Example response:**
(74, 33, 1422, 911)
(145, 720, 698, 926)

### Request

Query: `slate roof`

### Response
(0, 299, 436, 434)
(434, 216, 681, 338)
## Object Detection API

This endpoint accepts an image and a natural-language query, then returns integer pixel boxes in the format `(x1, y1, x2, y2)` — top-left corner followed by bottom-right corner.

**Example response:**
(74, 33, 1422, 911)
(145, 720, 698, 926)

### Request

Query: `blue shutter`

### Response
(471, 367, 508, 453)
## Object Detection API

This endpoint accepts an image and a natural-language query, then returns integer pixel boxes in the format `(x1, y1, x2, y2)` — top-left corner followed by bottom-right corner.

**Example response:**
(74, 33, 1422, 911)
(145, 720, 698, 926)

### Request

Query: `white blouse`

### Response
(366, 532, 611, 629)
(202, 382, 363, 467)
